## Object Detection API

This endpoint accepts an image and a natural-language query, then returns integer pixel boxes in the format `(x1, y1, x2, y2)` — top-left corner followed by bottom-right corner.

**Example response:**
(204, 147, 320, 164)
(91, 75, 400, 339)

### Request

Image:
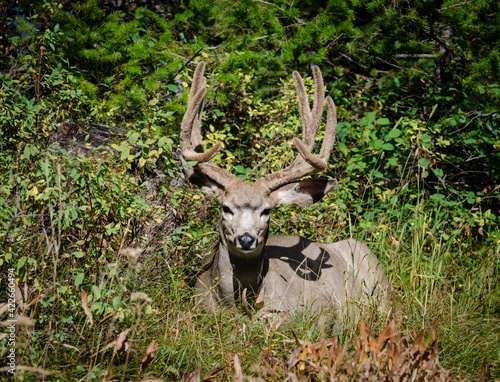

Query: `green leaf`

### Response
(74, 273, 84, 287)
(420, 134, 432, 143)
(430, 193, 446, 202)
(386, 129, 401, 139)
(73, 250, 84, 258)
(158, 136, 168, 147)
(129, 132, 140, 144)
(432, 168, 444, 177)
(387, 157, 399, 167)
(419, 158, 430, 167)
(120, 147, 131, 160)
(382, 143, 394, 151)
(376, 118, 390, 125)
(364, 111, 377, 124)
(166, 84, 179, 92)
(372, 139, 384, 150)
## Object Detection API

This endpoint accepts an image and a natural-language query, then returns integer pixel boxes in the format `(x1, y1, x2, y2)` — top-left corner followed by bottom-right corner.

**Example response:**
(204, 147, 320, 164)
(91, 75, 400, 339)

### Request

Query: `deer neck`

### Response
(218, 225, 268, 296)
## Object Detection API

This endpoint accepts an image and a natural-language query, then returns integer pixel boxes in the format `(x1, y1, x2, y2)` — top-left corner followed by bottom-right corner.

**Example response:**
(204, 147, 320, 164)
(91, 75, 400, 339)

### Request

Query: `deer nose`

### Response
(238, 234, 255, 250)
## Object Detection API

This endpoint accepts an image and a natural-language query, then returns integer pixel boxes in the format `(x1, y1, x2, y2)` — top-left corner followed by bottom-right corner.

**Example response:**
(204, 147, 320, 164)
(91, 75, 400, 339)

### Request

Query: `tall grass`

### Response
(137, 181, 499, 380)
(1, 156, 498, 381)
(360, 191, 500, 378)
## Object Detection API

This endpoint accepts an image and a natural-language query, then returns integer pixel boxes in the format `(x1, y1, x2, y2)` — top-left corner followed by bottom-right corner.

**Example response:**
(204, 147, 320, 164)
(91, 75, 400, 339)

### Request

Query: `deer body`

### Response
(181, 62, 388, 317)
(197, 235, 385, 315)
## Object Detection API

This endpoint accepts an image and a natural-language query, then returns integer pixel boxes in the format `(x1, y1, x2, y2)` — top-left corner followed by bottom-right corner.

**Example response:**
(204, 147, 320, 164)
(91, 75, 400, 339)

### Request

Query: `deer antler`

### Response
(180, 62, 236, 188)
(180, 62, 335, 191)
(258, 66, 337, 191)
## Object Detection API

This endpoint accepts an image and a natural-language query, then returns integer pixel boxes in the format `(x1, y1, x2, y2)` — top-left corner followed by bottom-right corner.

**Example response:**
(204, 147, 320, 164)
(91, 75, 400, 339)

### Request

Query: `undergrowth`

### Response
(1, 2, 499, 379)
(2, 169, 498, 380)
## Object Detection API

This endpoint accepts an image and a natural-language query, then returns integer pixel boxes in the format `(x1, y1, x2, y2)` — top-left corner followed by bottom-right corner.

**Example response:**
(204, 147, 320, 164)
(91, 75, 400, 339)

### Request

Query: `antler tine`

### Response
(319, 97, 337, 160)
(180, 62, 236, 188)
(258, 67, 337, 192)
(292, 65, 325, 150)
(188, 61, 207, 152)
(180, 62, 222, 162)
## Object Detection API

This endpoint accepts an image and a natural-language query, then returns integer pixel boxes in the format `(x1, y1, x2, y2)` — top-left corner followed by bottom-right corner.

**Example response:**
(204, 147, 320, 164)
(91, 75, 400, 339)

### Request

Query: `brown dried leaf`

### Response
(81, 289, 93, 327)
(354, 335, 361, 352)
(327, 337, 338, 374)
(140, 339, 157, 374)
(389, 235, 400, 247)
(413, 329, 426, 355)
(260, 347, 280, 366)
(184, 367, 202, 382)
(241, 288, 253, 318)
(288, 345, 303, 367)
(15, 282, 23, 307)
(465, 224, 471, 235)
(264, 359, 280, 378)
(254, 320, 452, 381)
(115, 328, 131, 353)
(375, 321, 391, 353)
(201, 363, 221, 380)
(233, 354, 243, 382)
(335, 342, 348, 369)
(290, 329, 302, 347)
(254, 286, 265, 310)
(58, 342, 80, 352)
(99, 340, 116, 353)
(273, 311, 289, 332)
(479, 358, 490, 382)
(359, 319, 368, 340)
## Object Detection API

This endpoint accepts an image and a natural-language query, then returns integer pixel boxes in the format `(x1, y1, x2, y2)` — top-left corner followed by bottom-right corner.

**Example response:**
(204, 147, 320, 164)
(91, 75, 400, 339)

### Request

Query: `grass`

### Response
(1, 162, 499, 381)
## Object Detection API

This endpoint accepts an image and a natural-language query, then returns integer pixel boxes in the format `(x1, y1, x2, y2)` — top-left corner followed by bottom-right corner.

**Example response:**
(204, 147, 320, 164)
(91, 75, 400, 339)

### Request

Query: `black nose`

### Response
(238, 234, 255, 250)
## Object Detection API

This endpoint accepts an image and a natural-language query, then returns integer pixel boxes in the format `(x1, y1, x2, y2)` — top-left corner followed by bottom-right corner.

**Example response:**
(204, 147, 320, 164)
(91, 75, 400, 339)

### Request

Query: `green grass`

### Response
(1, 164, 499, 381)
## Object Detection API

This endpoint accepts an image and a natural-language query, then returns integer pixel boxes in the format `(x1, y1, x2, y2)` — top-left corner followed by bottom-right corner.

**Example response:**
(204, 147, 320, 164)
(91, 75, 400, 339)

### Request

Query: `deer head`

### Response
(180, 62, 337, 258)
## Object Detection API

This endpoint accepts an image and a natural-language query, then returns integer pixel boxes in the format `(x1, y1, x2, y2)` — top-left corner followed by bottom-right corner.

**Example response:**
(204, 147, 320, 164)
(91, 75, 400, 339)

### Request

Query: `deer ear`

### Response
(270, 179, 337, 206)
(185, 166, 225, 199)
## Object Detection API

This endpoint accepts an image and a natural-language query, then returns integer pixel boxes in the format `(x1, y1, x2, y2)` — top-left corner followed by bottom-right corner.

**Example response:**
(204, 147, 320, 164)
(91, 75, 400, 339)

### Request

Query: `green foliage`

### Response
(0, 0, 499, 380)
(172, 0, 500, 195)
(56, 5, 182, 121)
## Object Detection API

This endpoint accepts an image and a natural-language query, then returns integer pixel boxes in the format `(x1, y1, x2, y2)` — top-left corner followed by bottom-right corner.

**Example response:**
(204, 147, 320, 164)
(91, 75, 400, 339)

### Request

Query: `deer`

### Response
(180, 61, 388, 319)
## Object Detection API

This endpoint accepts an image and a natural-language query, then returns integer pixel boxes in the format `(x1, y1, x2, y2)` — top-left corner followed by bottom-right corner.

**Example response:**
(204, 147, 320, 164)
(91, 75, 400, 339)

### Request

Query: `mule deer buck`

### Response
(180, 62, 388, 318)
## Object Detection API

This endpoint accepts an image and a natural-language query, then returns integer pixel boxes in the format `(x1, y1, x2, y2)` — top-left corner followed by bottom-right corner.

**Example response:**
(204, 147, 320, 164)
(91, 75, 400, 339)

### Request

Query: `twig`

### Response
(395, 54, 436, 58)
(253, 0, 306, 25)
(448, 112, 492, 136)
(437, 1, 474, 12)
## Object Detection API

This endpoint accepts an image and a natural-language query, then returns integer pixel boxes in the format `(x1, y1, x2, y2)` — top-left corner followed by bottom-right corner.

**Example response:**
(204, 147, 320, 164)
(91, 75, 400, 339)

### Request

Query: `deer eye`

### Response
(261, 208, 271, 217)
(222, 206, 233, 215)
